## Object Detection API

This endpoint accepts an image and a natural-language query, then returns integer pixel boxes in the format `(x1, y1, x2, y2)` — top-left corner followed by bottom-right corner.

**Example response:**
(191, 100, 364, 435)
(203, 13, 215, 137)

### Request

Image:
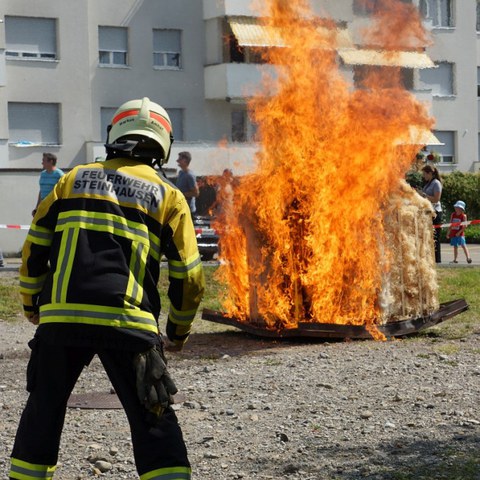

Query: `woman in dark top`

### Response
(420, 164, 443, 263)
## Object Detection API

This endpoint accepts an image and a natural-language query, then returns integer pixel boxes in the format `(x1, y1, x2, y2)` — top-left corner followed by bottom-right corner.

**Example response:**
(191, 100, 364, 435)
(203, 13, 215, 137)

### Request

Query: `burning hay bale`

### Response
(214, 178, 440, 339)
(380, 180, 439, 323)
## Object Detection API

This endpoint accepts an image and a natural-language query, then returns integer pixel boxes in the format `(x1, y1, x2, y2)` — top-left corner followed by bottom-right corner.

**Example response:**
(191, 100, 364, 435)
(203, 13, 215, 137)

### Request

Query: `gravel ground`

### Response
(1, 302, 479, 479)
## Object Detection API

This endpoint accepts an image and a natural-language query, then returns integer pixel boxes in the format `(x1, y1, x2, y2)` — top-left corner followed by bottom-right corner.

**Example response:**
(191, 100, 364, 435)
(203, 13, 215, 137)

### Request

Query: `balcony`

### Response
(204, 63, 276, 101)
(203, 0, 260, 20)
(203, 0, 353, 21)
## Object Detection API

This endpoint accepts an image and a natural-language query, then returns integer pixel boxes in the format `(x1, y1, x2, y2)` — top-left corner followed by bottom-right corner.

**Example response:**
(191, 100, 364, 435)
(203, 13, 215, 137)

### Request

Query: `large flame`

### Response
(214, 0, 434, 338)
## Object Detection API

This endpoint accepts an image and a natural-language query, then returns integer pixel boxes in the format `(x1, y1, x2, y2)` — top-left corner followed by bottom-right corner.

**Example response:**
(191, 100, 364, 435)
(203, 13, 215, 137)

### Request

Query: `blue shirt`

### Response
(40, 168, 64, 200)
(176, 170, 197, 213)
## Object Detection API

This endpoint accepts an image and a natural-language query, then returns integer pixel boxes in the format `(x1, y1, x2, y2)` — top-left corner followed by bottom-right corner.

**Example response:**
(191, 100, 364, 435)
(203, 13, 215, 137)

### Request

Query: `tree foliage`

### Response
(441, 172, 480, 217)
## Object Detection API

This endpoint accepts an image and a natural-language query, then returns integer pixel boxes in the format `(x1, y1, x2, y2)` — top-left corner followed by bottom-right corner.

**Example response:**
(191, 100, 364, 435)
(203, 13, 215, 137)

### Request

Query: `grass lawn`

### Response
(433, 267, 480, 339)
(1, 265, 479, 340)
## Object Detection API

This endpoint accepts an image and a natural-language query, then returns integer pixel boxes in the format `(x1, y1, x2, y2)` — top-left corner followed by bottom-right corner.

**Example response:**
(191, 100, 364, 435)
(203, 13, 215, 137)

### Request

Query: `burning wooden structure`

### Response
(202, 299, 468, 339)
(203, 182, 468, 339)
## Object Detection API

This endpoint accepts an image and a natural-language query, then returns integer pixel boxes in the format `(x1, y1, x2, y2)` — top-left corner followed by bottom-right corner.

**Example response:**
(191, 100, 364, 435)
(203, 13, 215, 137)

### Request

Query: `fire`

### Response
(214, 0, 435, 339)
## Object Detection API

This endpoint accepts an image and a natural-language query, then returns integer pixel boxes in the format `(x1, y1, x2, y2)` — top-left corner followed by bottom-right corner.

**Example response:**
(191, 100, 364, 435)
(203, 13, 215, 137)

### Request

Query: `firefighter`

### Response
(9, 98, 205, 480)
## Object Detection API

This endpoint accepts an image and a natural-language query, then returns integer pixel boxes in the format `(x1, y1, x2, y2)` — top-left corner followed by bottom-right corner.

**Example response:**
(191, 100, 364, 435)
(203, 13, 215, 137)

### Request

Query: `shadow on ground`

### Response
(253, 430, 480, 480)
(178, 329, 344, 359)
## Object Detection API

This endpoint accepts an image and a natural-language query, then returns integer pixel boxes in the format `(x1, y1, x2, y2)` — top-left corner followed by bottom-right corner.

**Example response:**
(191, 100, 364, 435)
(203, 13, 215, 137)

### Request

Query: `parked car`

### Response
(193, 215, 219, 261)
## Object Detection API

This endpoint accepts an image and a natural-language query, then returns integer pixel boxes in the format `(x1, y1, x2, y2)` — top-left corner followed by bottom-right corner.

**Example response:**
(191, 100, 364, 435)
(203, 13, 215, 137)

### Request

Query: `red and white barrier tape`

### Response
(433, 219, 480, 229)
(0, 224, 30, 230)
(2, 220, 480, 231)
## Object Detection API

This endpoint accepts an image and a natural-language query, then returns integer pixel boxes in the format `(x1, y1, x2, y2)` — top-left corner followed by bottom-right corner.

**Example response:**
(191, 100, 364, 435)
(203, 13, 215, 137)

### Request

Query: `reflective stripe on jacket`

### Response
(20, 158, 205, 345)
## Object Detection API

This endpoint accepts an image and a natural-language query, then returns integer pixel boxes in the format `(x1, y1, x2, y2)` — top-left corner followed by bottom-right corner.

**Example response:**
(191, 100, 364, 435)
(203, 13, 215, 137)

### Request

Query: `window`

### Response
(153, 29, 181, 69)
(98, 26, 128, 66)
(232, 111, 246, 142)
(353, 0, 381, 15)
(8, 103, 60, 146)
(166, 108, 184, 141)
(477, 67, 480, 97)
(418, 62, 454, 96)
(224, 19, 268, 65)
(5, 16, 57, 60)
(477, 0, 480, 31)
(353, 66, 414, 90)
(231, 110, 258, 143)
(478, 133, 480, 162)
(353, 0, 410, 14)
(225, 32, 266, 64)
(419, 0, 453, 27)
(100, 107, 117, 142)
(433, 130, 455, 163)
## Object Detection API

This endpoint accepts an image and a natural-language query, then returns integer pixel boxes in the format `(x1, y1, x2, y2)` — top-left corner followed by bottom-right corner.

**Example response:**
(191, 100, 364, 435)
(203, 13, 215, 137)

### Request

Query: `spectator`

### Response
(196, 176, 217, 216)
(32, 153, 64, 216)
(0, 248, 4, 268)
(419, 164, 443, 263)
(446, 200, 472, 264)
(176, 151, 199, 215)
(213, 168, 236, 218)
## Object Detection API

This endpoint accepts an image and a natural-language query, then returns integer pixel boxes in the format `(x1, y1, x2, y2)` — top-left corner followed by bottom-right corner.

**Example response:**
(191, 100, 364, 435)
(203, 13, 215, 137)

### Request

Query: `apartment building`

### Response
(0, 0, 478, 251)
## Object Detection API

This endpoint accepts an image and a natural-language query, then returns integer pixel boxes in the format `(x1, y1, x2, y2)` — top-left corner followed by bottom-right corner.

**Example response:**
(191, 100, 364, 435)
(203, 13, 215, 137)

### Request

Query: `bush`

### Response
(441, 172, 480, 217)
(440, 172, 480, 243)
(405, 171, 423, 189)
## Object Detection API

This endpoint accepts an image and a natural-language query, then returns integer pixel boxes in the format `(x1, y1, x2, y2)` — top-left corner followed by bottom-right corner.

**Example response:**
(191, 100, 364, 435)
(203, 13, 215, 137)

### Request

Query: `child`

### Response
(446, 200, 472, 264)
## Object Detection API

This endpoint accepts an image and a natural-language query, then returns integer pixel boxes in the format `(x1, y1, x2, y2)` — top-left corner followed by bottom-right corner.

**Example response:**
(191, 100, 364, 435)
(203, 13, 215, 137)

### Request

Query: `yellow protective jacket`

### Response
(19, 158, 205, 346)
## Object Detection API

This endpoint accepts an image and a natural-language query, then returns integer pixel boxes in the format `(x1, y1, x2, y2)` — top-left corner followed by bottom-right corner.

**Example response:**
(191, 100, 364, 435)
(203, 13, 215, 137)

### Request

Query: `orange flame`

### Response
(214, 0, 433, 339)
(360, 0, 432, 51)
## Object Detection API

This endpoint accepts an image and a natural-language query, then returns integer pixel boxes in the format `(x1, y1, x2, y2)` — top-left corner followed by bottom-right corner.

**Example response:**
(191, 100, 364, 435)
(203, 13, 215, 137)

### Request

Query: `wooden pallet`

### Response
(202, 299, 468, 339)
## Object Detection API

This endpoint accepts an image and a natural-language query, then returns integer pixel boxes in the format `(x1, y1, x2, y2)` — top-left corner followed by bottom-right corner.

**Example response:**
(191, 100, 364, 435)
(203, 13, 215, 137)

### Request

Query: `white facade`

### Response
(0, 0, 478, 252)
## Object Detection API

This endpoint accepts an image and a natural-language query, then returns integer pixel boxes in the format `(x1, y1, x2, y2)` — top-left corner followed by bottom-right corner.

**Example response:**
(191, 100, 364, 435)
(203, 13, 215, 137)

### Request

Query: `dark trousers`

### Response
(10, 338, 190, 477)
(433, 211, 442, 263)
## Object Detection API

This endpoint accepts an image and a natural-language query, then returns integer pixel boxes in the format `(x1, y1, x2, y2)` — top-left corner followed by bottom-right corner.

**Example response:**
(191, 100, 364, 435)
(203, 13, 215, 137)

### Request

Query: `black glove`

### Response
(133, 344, 178, 417)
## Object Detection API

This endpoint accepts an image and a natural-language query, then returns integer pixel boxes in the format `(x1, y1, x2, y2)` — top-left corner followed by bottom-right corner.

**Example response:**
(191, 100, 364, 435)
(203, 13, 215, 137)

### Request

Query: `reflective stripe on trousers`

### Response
(140, 466, 191, 479)
(9, 458, 55, 479)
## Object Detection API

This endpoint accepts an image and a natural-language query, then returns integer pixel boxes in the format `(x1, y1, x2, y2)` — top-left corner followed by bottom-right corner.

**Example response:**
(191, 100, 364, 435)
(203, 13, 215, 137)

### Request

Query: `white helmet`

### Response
(106, 97, 173, 163)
